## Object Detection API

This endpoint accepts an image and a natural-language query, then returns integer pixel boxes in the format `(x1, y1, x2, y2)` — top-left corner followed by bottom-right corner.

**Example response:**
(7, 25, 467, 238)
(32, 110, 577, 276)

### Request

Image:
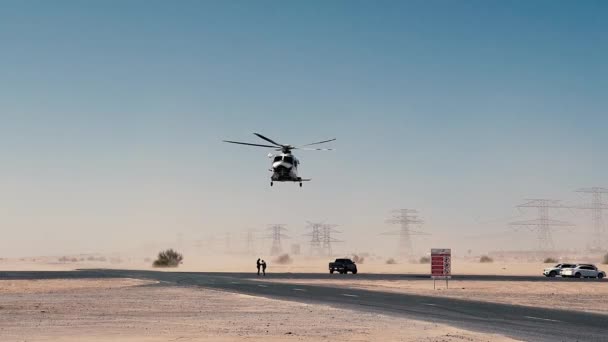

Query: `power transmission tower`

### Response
(510, 199, 574, 251)
(267, 224, 289, 256)
(305, 222, 342, 256)
(305, 221, 323, 256)
(382, 209, 426, 257)
(575, 187, 608, 251)
(320, 224, 342, 257)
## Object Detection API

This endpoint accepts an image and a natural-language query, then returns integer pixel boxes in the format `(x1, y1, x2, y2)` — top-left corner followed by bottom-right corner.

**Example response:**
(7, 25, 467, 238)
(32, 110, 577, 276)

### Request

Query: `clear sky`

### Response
(1, 1, 606, 257)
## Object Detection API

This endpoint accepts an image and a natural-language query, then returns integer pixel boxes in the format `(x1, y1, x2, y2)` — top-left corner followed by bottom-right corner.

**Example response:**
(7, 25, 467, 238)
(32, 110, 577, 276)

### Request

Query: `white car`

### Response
(543, 263, 576, 277)
(560, 264, 605, 279)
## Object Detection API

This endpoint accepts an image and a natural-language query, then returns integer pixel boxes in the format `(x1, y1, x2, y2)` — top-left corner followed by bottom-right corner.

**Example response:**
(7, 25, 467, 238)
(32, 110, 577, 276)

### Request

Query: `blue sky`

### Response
(1, 1, 606, 256)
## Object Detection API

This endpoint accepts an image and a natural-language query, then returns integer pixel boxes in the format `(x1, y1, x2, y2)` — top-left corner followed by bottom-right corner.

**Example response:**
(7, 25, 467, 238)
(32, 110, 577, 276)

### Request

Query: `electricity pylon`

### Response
(382, 209, 427, 257)
(510, 199, 574, 251)
(305, 222, 342, 256)
(267, 224, 289, 256)
(305, 221, 323, 256)
(575, 187, 608, 251)
(320, 224, 342, 257)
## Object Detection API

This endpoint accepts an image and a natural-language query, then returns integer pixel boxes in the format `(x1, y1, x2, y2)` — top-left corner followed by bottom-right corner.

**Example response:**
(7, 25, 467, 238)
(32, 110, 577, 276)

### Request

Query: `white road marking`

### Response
(423, 303, 438, 306)
(342, 294, 359, 297)
(293, 288, 306, 292)
(524, 316, 562, 323)
(257, 284, 268, 288)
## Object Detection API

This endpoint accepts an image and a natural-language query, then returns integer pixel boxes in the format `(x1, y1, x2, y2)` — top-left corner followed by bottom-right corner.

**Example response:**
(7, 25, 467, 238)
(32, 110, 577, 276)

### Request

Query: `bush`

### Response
(274, 253, 292, 265)
(87, 256, 107, 262)
(352, 254, 365, 264)
(153, 249, 183, 268)
(419, 256, 430, 264)
(602, 253, 608, 265)
(58, 256, 78, 262)
(479, 255, 493, 263)
(386, 258, 397, 265)
(544, 257, 558, 263)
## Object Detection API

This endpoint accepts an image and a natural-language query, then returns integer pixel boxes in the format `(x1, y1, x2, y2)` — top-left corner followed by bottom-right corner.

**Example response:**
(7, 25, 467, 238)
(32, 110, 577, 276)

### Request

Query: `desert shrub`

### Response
(59, 256, 78, 262)
(479, 255, 493, 263)
(544, 257, 558, 263)
(602, 252, 608, 265)
(386, 258, 397, 264)
(352, 254, 365, 264)
(274, 253, 292, 264)
(419, 256, 430, 264)
(86, 256, 107, 262)
(153, 249, 183, 268)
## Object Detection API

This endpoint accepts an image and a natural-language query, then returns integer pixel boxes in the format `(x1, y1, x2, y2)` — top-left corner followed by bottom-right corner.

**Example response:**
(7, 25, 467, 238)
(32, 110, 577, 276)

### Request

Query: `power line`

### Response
(320, 224, 342, 257)
(382, 209, 427, 257)
(574, 187, 608, 251)
(267, 224, 289, 256)
(305, 222, 342, 256)
(305, 221, 323, 256)
(510, 199, 574, 251)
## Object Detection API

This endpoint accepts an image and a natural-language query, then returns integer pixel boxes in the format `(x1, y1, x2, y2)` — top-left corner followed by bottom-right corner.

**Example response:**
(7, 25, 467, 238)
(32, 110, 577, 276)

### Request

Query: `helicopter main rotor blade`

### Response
(297, 147, 334, 151)
(253, 133, 283, 147)
(223, 140, 278, 148)
(301, 138, 336, 147)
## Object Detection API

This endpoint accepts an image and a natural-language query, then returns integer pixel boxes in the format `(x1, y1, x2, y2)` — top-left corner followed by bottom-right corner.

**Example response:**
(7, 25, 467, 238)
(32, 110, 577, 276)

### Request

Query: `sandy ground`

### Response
(0, 278, 519, 342)
(4, 254, 605, 276)
(259, 278, 608, 315)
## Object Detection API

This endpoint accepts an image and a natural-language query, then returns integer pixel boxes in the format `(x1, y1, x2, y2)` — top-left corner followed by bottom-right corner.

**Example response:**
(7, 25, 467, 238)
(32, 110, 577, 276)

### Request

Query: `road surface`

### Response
(1, 269, 605, 341)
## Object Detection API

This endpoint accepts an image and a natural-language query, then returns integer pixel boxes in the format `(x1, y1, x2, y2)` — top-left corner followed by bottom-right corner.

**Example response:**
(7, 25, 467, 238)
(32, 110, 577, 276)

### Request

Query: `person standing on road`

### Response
(256, 258, 261, 276)
(261, 260, 267, 276)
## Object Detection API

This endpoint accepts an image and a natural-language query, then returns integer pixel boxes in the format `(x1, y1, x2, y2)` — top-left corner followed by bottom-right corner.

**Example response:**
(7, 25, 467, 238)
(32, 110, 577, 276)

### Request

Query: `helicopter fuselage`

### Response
(270, 153, 301, 182)
(223, 132, 332, 187)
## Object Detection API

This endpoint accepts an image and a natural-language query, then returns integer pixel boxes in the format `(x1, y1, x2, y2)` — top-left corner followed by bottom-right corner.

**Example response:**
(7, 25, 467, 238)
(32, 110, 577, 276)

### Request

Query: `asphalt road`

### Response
(1, 270, 606, 342)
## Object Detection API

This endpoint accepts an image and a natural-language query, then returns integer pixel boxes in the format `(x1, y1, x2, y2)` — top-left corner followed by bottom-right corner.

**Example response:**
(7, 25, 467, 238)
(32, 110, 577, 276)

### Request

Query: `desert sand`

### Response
(4, 253, 604, 276)
(0, 278, 519, 342)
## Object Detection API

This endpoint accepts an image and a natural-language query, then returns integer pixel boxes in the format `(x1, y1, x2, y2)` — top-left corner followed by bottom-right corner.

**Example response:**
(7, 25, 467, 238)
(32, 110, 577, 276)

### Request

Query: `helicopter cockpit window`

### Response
(273, 156, 282, 162)
(283, 156, 293, 164)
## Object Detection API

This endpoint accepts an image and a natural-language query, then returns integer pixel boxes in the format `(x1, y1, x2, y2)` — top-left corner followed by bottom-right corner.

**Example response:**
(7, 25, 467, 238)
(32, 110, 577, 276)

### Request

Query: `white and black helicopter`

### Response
(223, 133, 335, 187)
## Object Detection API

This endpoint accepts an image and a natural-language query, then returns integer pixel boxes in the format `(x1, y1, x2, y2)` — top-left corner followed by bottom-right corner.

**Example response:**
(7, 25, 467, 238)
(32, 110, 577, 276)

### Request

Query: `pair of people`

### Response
(256, 258, 267, 276)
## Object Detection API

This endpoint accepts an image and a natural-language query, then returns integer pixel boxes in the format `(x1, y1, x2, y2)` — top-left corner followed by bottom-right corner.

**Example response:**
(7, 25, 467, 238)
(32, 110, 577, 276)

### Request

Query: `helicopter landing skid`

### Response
(270, 178, 311, 187)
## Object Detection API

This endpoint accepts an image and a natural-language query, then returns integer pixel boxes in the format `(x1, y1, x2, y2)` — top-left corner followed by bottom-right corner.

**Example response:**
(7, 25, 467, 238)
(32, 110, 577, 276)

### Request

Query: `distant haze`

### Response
(1, 1, 606, 258)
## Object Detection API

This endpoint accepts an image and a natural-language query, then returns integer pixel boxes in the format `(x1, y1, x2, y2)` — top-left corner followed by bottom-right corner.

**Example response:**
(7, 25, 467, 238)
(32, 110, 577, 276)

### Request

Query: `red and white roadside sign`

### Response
(431, 248, 451, 279)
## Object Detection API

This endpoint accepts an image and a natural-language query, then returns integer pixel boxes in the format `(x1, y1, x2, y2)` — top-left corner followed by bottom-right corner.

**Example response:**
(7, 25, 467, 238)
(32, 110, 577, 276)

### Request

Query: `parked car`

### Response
(560, 264, 605, 279)
(543, 263, 576, 277)
(329, 258, 358, 274)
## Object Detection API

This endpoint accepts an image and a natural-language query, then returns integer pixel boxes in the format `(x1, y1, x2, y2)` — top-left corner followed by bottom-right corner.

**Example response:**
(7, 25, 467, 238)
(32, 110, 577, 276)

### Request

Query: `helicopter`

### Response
(223, 133, 335, 187)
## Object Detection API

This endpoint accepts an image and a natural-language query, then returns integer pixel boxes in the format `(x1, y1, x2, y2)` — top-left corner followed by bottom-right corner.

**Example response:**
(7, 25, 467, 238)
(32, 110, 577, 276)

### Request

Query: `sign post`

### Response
(431, 248, 451, 289)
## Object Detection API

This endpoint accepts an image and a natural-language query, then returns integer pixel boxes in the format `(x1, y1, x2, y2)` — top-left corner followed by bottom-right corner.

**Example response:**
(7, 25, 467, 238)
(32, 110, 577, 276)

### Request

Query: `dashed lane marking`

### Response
(524, 316, 562, 323)
(423, 303, 438, 306)
(342, 294, 359, 297)
(257, 284, 268, 288)
(293, 288, 307, 292)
